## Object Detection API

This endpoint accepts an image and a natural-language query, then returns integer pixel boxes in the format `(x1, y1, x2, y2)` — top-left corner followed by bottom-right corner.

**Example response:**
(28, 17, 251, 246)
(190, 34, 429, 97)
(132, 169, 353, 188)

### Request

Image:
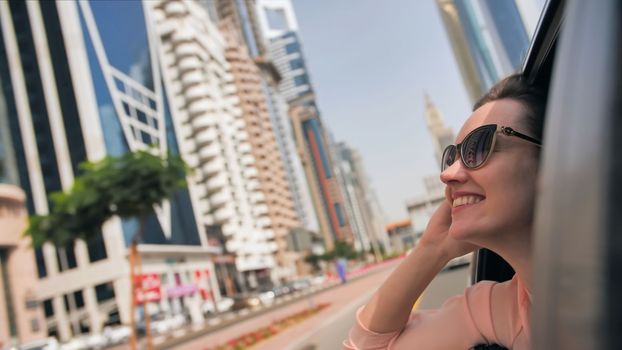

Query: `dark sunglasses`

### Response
(441, 124, 541, 172)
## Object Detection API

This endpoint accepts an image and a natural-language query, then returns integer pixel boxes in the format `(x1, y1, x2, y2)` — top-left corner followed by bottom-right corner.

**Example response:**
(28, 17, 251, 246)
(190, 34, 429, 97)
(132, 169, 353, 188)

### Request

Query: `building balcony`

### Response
(233, 119, 245, 130)
(245, 180, 260, 191)
(225, 239, 240, 253)
(209, 189, 231, 209)
(240, 155, 255, 166)
(194, 128, 217, 146)
(205, 173, 227, 193)
(263, 229, 275, 239)
(184, 83, 210, 101)
(222, 222, 237, 236)
(188, 99, 212, 117)
(249, 192, 265, 204)
(174, 42, 198, 59)
(194, 184, 207, 198)
(202, 158, 225, 177)
(252, 204, 269, 216)
(180, 70, 202, 87)
(164, 1, 187, 17)
(191, 115, 216, 131)
(257, 217, 273, 228)
(197, 143, 221, 162)
(235, 131, 249, 141)
(172, 27, 194, 44)
(236, 255, 275, 272)
(243, 166, 258, 179)
(213, 206, 234, 223)
(237, 142, 252, 155)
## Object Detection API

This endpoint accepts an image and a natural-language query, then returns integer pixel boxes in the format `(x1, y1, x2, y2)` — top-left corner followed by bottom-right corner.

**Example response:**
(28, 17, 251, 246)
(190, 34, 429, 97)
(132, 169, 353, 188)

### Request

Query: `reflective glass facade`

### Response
(481, 0, 530, 70)
(76, 2, 201, 247)
(454, 0, 499, 89)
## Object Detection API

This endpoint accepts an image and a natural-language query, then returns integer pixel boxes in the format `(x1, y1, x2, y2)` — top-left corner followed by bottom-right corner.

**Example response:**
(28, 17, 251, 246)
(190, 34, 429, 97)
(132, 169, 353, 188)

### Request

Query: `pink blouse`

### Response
(344, 275, 531, 350)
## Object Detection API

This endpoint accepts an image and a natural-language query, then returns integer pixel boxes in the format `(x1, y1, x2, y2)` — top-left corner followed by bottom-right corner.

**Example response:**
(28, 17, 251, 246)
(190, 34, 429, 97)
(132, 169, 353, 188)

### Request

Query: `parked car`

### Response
(257, 290, 275, 306)
(201, 297, 234, 315)
(290, 278, 312, 291)
(82, 334, 107, 350)
(102, 325, 130, 345)
(58, 337, 88, 350)
(19, 338, 59, 350)
(231, 294, 262, 311)
(310, 274, 327, 286)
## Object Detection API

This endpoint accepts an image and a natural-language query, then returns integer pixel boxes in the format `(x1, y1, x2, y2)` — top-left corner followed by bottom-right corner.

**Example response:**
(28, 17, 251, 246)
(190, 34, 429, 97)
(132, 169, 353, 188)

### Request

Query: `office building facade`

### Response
(333, 142, 390, 255)
(436, 0, 533, 103)
(219, 19, 302, 281)
(0, 0, 222, 340)
(289, 99, 354, 250)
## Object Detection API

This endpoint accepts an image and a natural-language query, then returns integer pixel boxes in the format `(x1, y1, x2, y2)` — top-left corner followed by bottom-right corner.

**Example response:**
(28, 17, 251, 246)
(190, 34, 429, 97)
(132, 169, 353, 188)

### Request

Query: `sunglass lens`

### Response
(462, 126, 495, 168)
(441, 145, 457, 171)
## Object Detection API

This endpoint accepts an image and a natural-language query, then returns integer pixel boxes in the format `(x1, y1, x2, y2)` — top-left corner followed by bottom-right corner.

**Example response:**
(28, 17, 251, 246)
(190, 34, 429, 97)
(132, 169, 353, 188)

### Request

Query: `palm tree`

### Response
(26, 150, 188, 350)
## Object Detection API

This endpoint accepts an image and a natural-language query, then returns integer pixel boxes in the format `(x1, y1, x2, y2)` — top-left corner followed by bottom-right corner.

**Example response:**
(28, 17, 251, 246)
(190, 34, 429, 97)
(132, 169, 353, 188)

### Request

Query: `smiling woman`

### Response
(343, 73, 546, 350)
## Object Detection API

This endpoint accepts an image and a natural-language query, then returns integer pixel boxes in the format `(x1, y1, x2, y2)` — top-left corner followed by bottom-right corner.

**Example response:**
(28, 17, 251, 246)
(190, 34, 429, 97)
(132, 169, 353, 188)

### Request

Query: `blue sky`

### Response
(292, 0, 475, 222)
(292, 0, 544, 222)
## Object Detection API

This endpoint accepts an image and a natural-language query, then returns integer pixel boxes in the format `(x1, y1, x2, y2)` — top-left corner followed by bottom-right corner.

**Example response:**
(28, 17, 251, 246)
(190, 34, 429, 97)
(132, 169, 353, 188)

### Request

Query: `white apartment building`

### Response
(150, 0, 279, 288)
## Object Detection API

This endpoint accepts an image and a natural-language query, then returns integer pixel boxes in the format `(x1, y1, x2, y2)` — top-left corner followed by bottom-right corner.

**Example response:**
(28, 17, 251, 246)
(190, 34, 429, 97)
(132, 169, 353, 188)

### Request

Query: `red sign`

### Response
(195, 269, 214, 301)
(134, 273, 161, 304)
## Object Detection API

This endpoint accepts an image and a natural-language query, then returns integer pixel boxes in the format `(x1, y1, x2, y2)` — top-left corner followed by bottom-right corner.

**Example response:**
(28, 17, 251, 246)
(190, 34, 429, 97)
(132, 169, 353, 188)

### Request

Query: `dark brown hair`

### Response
(474, 73, 547, 141)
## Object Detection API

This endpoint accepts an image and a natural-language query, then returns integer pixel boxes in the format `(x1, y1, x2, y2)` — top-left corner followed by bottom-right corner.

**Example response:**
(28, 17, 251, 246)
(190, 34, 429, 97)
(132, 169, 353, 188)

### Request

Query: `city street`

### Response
(164, 260, 470, 350)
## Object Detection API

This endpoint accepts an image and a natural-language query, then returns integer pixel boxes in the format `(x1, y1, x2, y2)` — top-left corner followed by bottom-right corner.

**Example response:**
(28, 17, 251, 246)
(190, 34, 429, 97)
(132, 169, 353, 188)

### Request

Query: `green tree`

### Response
(25, 150, 188, 350)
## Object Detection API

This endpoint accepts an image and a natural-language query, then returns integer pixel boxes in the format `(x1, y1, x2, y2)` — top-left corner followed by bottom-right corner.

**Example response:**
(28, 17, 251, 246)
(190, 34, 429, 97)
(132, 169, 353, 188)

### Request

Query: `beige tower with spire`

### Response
(424, 94, 455, 168)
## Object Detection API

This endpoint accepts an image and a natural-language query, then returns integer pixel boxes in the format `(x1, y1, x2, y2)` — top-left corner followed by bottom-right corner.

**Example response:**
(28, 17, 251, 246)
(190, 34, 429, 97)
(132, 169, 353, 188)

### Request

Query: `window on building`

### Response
(34, 247, 47, 278)
(264, 8, 289, 31)
(87, 231, 108, 263)
(47, 326, 58, 338)
(335, 203, 346, 227)
(95, 282, 115, 303)
(293, 74, 309, 87)
(289, 58, 304, 70)
(56, 242, 77, 272)
(63, 290, 84, 312)
(74, 290, 84, 309)
(42, 299, 54, 318)
(285, 41, 300, 54)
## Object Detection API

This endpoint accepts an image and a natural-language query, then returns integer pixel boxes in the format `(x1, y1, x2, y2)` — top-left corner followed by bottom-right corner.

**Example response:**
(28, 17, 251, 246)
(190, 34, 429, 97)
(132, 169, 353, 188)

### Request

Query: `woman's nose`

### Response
(440, 158, 469, 184)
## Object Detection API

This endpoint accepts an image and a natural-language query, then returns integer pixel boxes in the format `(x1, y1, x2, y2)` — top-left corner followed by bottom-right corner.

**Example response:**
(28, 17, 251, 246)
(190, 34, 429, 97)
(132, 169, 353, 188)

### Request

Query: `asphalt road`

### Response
(279, 264, 471, 350)
(157, 260, 470, 350)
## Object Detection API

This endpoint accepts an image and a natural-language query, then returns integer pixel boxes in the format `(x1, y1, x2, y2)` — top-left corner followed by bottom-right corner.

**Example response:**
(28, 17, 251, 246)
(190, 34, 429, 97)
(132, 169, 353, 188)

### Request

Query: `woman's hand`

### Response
(417, 200, 479, 262)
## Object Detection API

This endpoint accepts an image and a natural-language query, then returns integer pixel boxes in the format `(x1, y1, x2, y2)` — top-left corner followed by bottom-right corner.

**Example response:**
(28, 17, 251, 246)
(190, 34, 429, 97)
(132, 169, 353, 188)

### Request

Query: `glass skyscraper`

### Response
(0, 0, 220, 340)
(437, 0, 533, 103)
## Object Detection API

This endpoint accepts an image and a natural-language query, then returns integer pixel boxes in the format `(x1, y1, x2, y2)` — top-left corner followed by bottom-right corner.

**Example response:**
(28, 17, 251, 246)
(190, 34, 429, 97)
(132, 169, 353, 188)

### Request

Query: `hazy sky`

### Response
(291, 0, 475, 222)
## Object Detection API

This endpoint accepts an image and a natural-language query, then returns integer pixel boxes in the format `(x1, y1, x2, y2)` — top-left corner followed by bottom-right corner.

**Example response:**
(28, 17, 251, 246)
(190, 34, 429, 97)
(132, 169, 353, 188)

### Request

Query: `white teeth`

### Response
(452, 195, 483, 208)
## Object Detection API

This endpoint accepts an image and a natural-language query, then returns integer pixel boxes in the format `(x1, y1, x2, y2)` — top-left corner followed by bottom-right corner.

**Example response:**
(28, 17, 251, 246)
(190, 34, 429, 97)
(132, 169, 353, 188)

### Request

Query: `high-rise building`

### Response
(477, 0, 531, 75)
(152, 0, 286, 290)
(214, 0, 318, 234)
(0, 185, 46, 347)
(219, 19, 302, 281)
(424, 94, 455, 167)
(252, 0, 356, 250)
(289, 97, 354, 250)
(436, 0, 533, 103)
(333, 141, 390, 255)
(255, 0, 312, 103)
(0, 0, 222, 340)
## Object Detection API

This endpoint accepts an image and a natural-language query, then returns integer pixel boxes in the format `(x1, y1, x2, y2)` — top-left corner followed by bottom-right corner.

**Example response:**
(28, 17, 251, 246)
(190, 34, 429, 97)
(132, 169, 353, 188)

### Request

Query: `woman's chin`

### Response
(448, 221, 479, 241)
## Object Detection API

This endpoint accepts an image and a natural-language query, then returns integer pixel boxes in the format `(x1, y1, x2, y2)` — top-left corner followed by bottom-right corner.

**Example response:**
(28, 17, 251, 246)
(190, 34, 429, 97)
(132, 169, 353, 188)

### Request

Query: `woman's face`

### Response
(440, 99, 540, 244)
